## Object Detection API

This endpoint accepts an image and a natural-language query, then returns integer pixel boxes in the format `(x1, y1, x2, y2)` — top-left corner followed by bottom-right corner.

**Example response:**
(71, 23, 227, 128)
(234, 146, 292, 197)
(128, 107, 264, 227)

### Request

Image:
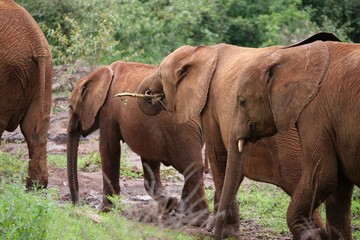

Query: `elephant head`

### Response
(67, 66, 114, 205)
(138, 45, 218, 123)
(235, 40, 330, 142)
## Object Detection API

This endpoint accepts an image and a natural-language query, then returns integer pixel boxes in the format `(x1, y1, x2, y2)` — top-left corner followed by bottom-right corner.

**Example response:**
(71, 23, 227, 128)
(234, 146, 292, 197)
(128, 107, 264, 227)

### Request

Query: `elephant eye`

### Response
(267, 64, 277, 84)
(81, 84, 89, 99)
(239, 97, 247, 108)
(177, 65, 190, 81)
(157, 69, 162, 81)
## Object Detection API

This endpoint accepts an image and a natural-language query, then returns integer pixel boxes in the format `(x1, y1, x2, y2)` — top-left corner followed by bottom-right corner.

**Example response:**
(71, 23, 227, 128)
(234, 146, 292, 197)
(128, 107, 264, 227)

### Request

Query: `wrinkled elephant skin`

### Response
(0, 0, 53, 188)
(67, 61, 209, 225)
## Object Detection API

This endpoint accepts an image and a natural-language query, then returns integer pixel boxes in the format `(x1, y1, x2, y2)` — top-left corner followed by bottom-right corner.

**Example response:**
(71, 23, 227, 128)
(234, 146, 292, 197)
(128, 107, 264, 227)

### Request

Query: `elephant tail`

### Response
(35, 55, 47, 135)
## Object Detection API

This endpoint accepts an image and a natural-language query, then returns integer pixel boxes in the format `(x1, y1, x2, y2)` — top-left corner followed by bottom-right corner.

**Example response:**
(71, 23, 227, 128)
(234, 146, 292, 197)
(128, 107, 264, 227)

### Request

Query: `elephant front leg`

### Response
(99, 126, 121, 212)
(325, 171, 353, 240)
(206, 143, 240, 237)
(141, 158, 178, 215)
(287, 167, 337, 239)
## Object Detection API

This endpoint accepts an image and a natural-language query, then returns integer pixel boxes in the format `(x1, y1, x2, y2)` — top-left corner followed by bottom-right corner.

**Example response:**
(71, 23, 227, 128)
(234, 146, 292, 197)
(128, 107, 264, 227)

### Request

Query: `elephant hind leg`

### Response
(20, 107, 49, 189)
(170, 154, 210, 227)
(141, 158, 178, 215)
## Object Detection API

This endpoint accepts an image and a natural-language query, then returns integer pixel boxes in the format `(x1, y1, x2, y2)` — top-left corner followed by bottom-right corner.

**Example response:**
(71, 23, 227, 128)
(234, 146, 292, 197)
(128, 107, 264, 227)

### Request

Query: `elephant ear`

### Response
(72, 66, 114, 131)
(172, 46, 218, 123)
(285, 32, 341, 48)
(268, 40, 330, 132)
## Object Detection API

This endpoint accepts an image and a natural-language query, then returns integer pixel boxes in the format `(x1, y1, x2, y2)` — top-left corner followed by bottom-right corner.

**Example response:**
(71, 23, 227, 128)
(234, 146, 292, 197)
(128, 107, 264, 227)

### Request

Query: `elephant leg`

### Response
(99, 122, 121, 211)
(0, 117, 7, 142)
(287, 131, 338, 240)
(169, 149, 209, 226)
(141, 158, 178, 214)
(206, 139, 240, 237)
(20, 103, 50, 189)
(325, 171, 353, 240)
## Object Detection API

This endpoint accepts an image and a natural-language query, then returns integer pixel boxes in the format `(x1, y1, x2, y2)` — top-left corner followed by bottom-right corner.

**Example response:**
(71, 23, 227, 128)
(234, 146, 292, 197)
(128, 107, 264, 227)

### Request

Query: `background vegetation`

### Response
(18, 0, 360, 66)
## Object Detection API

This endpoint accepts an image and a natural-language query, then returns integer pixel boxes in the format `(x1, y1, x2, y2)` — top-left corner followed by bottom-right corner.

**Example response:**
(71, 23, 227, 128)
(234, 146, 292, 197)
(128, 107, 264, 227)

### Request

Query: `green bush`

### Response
(17, 0, 359, 66)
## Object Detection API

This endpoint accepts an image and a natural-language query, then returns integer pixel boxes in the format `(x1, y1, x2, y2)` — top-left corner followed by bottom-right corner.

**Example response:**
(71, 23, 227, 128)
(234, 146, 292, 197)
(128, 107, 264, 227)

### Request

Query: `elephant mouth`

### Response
(143, 90, 165, 106)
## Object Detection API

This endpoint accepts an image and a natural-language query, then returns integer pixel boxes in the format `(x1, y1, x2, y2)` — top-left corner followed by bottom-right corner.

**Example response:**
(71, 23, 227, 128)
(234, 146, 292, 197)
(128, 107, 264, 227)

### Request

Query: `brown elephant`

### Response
(137, 33, 340, 238)
(67, 61, 209, 224)
(217, 36, 360, 240)
(0, 0, 53, 188)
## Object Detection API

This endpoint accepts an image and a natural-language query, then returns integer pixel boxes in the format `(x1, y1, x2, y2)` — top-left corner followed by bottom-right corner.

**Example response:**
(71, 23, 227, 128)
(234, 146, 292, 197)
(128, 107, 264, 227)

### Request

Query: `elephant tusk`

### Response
(238, 139, 244, 153)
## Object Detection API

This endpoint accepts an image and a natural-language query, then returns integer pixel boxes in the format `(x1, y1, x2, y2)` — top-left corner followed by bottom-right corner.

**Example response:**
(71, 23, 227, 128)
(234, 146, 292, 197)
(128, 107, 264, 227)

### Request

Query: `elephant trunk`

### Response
(137, 75, 163, 116)
(214, 139, 244, 240)
(67, 113, 81, 205)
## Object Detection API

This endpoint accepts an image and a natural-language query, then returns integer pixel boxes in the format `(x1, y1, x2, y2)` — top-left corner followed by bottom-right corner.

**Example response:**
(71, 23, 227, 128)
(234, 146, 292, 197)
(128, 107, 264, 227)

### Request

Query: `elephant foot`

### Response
(206, 216, 239, 239)
(99, 203, 113, 213)
(157, 196, 178, 215)
(296, 228, 328, 240)
(174, 199, 210, 227)
(26, 176, 48, 190)
(180, 209, 210, 227)
(100, 197, 116, 213)
(222, 223, 240, 239)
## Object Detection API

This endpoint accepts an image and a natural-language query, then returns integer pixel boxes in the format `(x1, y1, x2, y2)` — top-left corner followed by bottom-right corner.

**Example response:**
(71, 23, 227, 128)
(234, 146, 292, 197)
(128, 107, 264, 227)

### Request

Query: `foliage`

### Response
(303, 0, 359, 42)
(256, 0, 319, 46)
(17, 0, 359, 66)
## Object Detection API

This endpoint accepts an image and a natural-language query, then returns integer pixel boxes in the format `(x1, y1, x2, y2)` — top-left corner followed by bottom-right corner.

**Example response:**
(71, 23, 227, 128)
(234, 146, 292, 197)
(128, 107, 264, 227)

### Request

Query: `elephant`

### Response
(67, 61, 209, 224)
(218, 36, 360, 240)
(0, 0, 53, 188)
(137, 32, 340, 238)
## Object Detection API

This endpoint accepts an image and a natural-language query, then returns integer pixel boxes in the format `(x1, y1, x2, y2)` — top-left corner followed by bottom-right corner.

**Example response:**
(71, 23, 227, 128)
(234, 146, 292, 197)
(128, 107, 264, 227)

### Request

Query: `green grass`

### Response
(2, 150, 360, 239)
(236, 179, 360, 238)
(0, 151, 208, 240)
(49, 153, 143, 178)
(0, 182, 206, 240)
(48, 152, 101, 170)
(352, 188, 360, 239)
(48, 146, 144, 178)
(237, 181, 292, 234)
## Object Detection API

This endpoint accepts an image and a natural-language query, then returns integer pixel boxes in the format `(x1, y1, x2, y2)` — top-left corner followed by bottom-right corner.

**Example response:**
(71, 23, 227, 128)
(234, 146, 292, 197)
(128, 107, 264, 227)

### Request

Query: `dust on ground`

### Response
(0, 65, 291, 240)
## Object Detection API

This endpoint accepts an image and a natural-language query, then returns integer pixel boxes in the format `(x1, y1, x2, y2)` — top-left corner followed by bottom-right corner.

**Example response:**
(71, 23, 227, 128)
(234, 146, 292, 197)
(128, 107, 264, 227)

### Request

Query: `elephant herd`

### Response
(2, 1, 360, 240)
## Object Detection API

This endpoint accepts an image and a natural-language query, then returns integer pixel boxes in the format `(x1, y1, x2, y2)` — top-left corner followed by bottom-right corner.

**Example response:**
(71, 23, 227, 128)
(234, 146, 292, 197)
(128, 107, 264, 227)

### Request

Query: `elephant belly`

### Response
(121, 126, 169, 160)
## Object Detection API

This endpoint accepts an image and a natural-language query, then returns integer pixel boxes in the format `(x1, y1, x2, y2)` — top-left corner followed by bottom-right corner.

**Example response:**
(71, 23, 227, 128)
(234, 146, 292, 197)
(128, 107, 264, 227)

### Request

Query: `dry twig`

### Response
(115, 92, 164, 99)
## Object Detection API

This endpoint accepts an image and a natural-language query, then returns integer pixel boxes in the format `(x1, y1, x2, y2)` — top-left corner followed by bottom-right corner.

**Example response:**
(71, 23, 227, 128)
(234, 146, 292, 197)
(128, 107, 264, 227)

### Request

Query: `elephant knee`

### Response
(312, 175, 337, 203)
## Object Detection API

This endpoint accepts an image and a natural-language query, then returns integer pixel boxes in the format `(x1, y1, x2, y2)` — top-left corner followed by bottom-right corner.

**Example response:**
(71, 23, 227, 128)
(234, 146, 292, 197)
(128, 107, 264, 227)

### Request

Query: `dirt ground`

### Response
(0, 65, 291, 240)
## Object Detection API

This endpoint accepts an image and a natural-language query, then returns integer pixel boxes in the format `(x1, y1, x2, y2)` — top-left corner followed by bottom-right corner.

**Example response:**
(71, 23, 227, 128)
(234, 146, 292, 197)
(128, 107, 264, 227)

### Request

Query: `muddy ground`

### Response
(0, 65, 291, 240)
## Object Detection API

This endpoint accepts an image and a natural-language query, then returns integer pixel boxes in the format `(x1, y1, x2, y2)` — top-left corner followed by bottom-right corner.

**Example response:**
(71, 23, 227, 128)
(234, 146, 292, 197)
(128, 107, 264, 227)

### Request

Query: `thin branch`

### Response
(115, 92, 164, 99)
